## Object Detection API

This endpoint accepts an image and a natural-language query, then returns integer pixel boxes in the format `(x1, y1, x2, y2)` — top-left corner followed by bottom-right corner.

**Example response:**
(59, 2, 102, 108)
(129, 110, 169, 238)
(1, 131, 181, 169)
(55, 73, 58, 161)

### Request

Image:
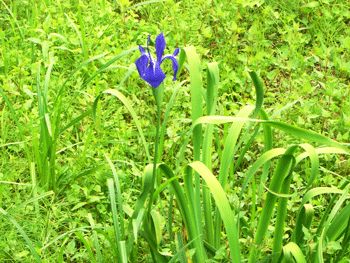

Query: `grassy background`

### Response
(1, 0, 350, 262)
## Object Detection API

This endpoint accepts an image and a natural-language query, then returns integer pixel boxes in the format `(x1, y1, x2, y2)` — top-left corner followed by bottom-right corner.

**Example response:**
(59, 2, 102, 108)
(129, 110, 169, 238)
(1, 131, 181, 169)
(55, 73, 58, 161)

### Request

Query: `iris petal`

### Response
(155, 32, 166, 62)
(142, 64, 166, 88)
(135, 54, 149, 77)
(173, 48, 179, 56)
(139, 45, 146, 54)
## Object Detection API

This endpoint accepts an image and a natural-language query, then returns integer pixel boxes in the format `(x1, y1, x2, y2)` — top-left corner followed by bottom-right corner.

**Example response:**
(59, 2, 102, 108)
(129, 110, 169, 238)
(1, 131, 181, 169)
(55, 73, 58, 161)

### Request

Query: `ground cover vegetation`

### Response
(1, 0, 350, 262)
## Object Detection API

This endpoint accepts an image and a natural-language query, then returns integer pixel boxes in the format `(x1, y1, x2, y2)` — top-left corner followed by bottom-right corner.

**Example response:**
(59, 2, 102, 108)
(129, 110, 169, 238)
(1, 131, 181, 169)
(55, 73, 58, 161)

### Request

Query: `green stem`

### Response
(147, 102, 161, 215)
(144, 83, 165, 261)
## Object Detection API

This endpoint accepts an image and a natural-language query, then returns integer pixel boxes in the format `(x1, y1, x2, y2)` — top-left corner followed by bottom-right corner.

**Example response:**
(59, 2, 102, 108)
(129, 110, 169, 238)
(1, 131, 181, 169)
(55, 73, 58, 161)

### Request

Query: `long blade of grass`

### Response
(0, 0, 24, 38)
(292, 204, 314, 245)
(87, 213, 103, 263)
(272, 163, 295, 259)
(57, 109, 92, 138)
(7, 191, 54, 213)
(295, 143, 319, 189)
(107, 178, 123, 263)
(192, 116, 350, 154)
(291, 186, 350, 243)
(122, 0, 166, 14)
(182, 47, 204, 253)
(214, 105, 255, 247)
(0, 88, 31, 161)
(0, 208, 42, 262)
(75, 231, 97, 263)
(282, 242, 307, 263)
(249, 148, 297, 263)
(65, 13, 86, 59)
(169, 232, 193, 263)
(315, 185, 350, 263)
(202, 62, 219, 246)
(158, 81, 186, 163)
(187, 161, 241, 263)
(105, 154, 125, 239)
(92, 89, 151, 162)
(326, 202, 350, 241)
(126, 164, 153, 254)
(157, 163, 204, 262)
(258, 108, 273, 196)
(41, 226, 105, 250)
(54, 52, 109, 105)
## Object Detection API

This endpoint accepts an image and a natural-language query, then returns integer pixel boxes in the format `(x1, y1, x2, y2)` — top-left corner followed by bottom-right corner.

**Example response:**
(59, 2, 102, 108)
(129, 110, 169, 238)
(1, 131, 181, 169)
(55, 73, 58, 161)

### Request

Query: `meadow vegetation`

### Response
(1, 0, 350, 262)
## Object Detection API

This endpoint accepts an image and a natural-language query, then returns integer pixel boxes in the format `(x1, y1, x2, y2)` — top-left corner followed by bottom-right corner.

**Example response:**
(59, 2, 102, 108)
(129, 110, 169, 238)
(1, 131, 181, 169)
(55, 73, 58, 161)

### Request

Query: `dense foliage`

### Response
(1, 0, 350, 262)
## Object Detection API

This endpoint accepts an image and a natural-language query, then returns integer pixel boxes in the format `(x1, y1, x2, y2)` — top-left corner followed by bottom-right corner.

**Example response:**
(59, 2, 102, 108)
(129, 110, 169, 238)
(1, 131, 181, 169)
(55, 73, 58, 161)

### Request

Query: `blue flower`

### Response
(135, 33, 179, 88)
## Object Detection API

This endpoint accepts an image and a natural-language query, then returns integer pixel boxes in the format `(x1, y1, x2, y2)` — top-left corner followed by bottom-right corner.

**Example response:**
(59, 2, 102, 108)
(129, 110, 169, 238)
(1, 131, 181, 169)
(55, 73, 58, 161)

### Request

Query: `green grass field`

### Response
(1, 0, 350, 262)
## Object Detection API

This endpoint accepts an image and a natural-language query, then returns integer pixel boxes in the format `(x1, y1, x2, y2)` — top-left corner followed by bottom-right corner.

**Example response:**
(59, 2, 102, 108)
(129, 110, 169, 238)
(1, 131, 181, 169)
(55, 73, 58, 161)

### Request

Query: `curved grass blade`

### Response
(258, 108, 273, 196)
(282, 242, 307, 263)
(88, 213, 103, 263)
(157, 164, 205, 263)
(92, 89, 151, 162)
(158, 81, 186, 163)
(182, 46, 204, 257)
(292, 204, 314, 245)
(294, 143, 319, 189)
(105, 154, 125, 239)
(187, 161, 241, 263)
(54, 52, 109, 105)
(192, 116, 350, 154)
(107, 178, 124, 263)
(249, 148, 297, 263)
(75, 231, 97, 263)
(272, 166, 295, 259)
(7, 191, 54, 213)
(0, 88, 31, 161)
(0, 208, 42, 262)
(122, 0, 166, 14)
(315, 185, 350, 263)
(126, 164, 153, 254)
(326, 202, 350, 241)
(65, 14, 87, 59)
(291, 186, 350, 243)
(202, 62, 219, 246)
(0, 0, 24, 38)
(214, 105, 255, 247)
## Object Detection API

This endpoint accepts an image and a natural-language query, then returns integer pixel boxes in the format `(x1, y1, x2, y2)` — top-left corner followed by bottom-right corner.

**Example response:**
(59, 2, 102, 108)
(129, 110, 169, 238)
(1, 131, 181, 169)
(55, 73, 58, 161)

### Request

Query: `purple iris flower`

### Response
(135, 33, 179, 88)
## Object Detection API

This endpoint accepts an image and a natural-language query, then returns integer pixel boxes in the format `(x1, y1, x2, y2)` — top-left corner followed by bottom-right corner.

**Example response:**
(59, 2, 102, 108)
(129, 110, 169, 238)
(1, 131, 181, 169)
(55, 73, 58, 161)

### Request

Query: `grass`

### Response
(1, 0, 350, 262)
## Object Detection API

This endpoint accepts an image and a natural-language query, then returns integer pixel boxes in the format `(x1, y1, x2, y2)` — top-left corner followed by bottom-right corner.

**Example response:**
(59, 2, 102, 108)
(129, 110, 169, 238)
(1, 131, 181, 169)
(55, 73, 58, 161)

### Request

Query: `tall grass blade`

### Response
(105, 154, 125, 239)
(0, 88, 31, 160)
(272, 170, 294, 260)
(0, 0, 24, 38)
(182, 47, 204, 254)
(126, 164, 153, 254)
(107, 178, 123, 263)
(0, 208, 42, 262)
(93, 89, 151, 162)
(88, 213, 103, 263)
(157, 164, 205, 262)
(75, 231, 97, 263)
(188, 161, 241, 262)
(249, 148, 296, 263)
(292, 204, 314, 245)
(202, 62, 219, 246)
(65, 13, 86, 59)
